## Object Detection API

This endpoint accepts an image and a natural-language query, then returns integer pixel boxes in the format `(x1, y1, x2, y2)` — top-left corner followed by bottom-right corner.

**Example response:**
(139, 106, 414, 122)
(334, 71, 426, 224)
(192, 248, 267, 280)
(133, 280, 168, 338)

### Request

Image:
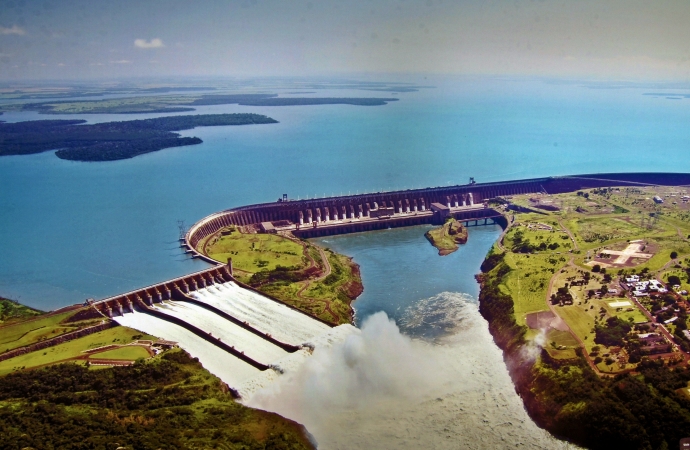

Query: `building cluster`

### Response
(624, 275, 669, 296)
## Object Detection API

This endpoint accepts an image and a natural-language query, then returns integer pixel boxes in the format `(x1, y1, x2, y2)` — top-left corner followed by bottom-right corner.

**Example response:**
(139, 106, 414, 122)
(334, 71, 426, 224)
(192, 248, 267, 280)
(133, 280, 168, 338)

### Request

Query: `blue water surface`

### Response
(1, 76, 690, 309)
(312, 224, 502, 326)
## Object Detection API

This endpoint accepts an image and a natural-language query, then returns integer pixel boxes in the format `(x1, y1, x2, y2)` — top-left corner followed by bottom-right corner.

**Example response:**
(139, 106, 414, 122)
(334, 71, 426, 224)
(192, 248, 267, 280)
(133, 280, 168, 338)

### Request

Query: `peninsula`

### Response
(478, 186, 690, 449)
(0, 114, 277, 161)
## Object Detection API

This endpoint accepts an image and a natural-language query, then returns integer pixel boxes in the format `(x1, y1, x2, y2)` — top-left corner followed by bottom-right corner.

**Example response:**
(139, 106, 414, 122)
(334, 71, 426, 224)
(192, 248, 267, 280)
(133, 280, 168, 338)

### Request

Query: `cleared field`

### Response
(502, 224, 572, 253)
(554, 305, 595, 351)
(565, 216, 648, 250)
(501, 252, 565, 325)
(0, 325, 155, 375)
(91, 345, 150, 360)
(205, 230, 304, 272)
(544, 329, 579, 359)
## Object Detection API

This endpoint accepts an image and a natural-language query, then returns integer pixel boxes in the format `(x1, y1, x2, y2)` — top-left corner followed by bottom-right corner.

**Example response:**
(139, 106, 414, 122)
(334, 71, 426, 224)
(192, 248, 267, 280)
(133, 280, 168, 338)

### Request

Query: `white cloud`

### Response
(110, 59, 132, 64)
(0, 25, 26, 36)
(57, 63, 66, 67)
(134, 38, 164, 49)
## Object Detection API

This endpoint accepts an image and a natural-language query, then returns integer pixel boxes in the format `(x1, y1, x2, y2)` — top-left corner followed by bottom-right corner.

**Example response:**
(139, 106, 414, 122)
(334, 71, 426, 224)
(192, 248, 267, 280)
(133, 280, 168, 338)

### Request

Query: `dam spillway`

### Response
(94, 262, 347, 394)
(104, 172, 690, 395)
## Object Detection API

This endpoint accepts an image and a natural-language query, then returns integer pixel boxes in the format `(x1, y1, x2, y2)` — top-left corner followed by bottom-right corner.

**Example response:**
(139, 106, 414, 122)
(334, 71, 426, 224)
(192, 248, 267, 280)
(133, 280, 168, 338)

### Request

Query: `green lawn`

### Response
(544, 329, 579, 359)
(555, 304, 595, 351)
(91, 345, 151, 360)
(0, 311, 77, 353)
(205, 229, 305, 272)
(501, 252, 564, 324)
(0, 326, 156, 375)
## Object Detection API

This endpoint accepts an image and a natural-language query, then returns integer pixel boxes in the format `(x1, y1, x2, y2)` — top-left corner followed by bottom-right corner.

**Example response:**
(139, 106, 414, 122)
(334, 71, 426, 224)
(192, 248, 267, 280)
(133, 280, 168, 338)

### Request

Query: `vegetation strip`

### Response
(0, 351, 314, 449)
(0, 322, 117, 363)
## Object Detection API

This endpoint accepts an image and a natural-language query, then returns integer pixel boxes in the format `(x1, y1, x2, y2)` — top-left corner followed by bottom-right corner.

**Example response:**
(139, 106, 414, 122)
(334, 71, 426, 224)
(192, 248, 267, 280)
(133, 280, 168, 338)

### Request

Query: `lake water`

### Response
(1, 76, 690, 309)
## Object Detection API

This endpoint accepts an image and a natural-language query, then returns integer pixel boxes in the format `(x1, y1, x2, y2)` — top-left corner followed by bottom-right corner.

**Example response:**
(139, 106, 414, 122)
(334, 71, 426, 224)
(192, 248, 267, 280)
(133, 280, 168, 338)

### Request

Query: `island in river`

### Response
(0, 114, 278, 161)
(425, 218, 469, 255)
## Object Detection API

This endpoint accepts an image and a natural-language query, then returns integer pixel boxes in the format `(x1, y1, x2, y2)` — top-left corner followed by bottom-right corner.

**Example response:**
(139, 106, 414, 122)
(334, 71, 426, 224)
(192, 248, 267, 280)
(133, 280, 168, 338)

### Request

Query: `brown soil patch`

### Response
(526, 311, 556, 329)
(526, 310, 570, 332)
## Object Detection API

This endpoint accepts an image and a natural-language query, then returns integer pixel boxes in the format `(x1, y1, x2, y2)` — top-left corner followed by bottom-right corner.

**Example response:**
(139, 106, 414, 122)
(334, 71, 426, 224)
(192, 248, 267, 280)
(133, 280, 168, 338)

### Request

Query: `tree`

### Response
(671, 251, 678, 260)
(592, 264, 601, 273)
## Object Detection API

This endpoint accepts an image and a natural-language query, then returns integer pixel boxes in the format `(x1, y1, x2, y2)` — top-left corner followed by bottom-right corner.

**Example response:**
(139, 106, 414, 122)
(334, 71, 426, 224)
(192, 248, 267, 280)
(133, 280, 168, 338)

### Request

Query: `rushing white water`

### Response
(115, 310, 262, 385)
(113, 282, 356, 392)
(154, 301, 289, 364)
(190, 282, 332, 345)
(247, 292, 576, 449)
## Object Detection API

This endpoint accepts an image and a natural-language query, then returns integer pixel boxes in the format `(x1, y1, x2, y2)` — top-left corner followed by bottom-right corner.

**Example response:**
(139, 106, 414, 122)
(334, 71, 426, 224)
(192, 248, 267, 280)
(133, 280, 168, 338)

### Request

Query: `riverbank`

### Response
(477, 187, 690, 449)
(0, 302, 316, 448)
(202, 227, 363, 325)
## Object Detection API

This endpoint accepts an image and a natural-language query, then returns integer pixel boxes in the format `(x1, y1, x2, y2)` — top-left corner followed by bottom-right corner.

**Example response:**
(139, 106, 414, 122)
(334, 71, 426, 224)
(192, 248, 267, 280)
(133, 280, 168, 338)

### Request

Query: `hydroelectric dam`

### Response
(91, 172, 690, 395)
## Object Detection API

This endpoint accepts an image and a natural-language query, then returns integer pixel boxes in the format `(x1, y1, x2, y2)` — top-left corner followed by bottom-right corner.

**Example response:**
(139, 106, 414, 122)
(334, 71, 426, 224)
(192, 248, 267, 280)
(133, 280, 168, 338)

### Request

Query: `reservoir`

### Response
(2, 77, 690, 309)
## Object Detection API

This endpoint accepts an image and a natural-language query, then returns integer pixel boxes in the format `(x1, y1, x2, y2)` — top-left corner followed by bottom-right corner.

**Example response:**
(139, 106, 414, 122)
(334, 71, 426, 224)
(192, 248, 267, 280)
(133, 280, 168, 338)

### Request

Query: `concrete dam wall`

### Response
(184, 172, 690, 260)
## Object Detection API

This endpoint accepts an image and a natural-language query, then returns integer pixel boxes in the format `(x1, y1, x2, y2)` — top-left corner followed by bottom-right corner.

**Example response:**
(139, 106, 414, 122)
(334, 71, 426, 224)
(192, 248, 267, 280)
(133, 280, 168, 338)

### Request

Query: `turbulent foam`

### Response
(114, 282, 354, 391)
(247, 292, 576, 449)
(191, 282, 331, 345)
(398, 291, 479, 340)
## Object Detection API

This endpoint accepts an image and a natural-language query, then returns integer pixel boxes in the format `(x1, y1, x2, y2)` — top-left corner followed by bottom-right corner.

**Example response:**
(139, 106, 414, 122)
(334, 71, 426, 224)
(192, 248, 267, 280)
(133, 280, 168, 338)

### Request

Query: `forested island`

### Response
(425, 218, 469, 255)
(1, 93, 400, 115)
(0, 114, 277, 161)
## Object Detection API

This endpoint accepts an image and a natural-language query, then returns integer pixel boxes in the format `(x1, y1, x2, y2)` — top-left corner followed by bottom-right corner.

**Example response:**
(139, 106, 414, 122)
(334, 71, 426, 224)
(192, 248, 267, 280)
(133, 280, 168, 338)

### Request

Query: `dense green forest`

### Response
(0, 114, 278, 161)
(0, 350, 313, 449)
(478, 252, 690, 449)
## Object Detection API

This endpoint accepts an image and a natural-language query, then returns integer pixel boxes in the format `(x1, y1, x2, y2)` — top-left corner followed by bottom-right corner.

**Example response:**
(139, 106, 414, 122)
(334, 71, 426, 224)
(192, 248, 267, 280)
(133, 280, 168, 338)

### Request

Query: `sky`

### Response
(1, 0, 690, 82)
